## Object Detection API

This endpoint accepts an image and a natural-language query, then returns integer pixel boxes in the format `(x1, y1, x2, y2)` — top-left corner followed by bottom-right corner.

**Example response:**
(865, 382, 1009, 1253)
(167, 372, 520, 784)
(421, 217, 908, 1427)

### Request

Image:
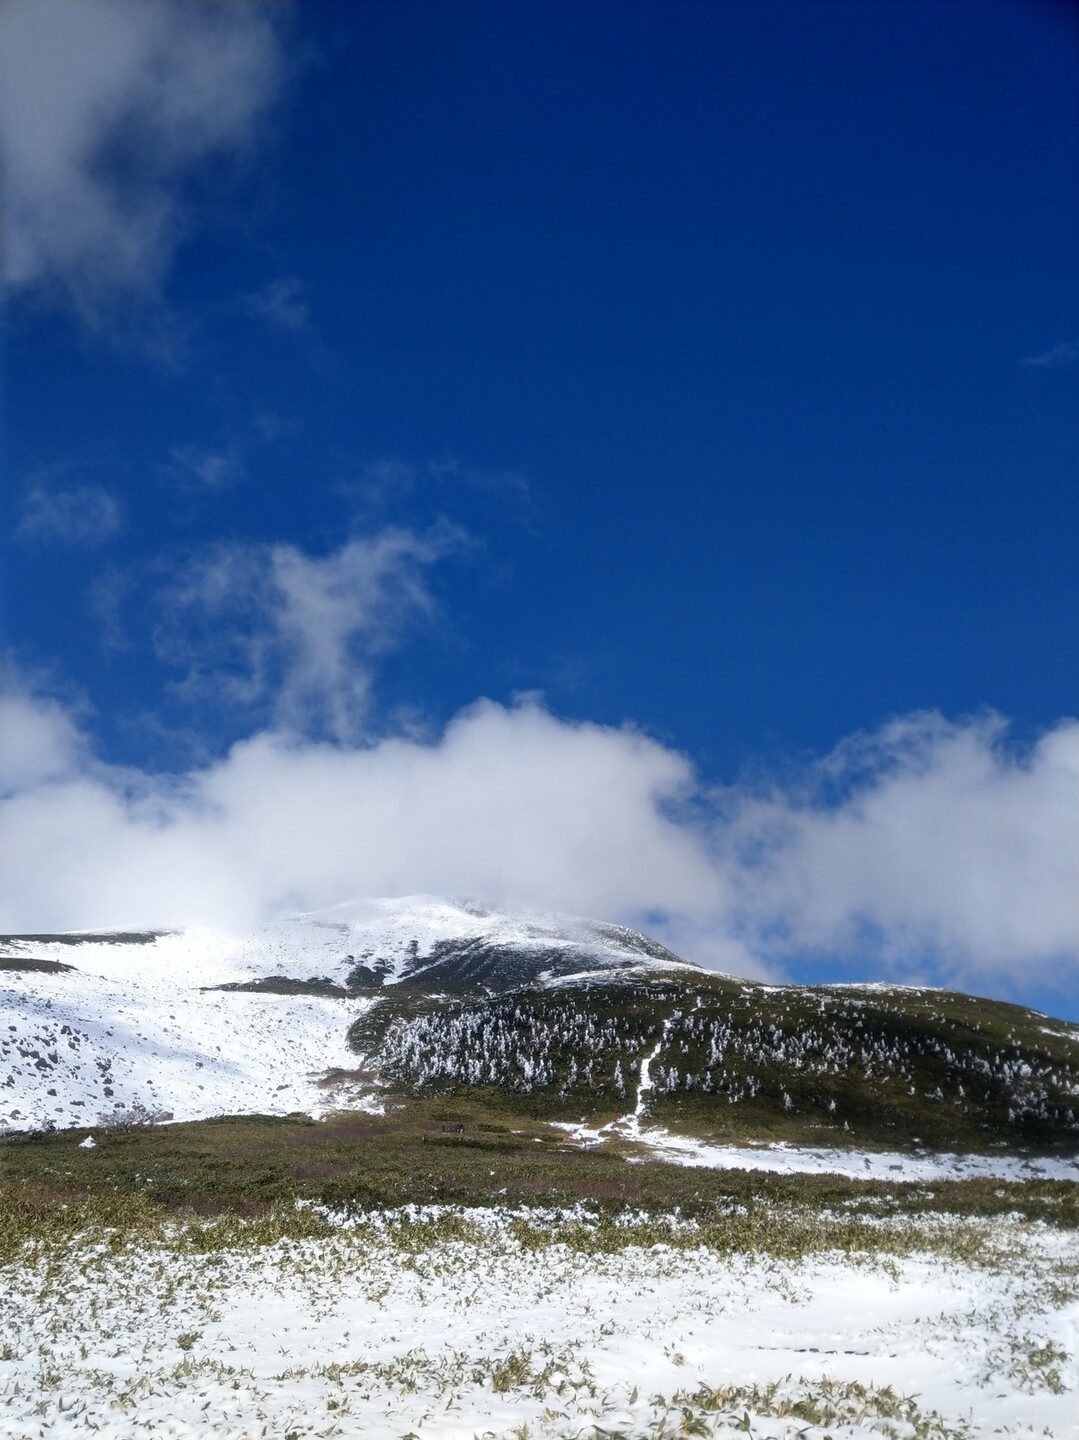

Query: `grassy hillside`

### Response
(349, 974, 1079, 1153)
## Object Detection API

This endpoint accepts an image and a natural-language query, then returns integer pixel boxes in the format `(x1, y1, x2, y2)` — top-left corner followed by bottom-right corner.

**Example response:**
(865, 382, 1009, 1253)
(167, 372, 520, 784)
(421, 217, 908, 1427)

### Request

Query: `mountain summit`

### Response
(281, 895, 699, 992)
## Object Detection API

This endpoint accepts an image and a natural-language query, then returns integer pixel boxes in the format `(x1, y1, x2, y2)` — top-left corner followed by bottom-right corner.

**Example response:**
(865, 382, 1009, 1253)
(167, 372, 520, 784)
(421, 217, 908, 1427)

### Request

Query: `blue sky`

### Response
(2, 0, 1077, 1015)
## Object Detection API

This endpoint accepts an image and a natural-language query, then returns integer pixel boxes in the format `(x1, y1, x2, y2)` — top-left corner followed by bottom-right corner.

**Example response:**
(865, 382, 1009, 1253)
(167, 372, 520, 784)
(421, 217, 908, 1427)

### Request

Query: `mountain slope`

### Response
(3, 896, 1078, 1168)
(363, 972, 1079, 1155)
(0, 896, 696, 1133)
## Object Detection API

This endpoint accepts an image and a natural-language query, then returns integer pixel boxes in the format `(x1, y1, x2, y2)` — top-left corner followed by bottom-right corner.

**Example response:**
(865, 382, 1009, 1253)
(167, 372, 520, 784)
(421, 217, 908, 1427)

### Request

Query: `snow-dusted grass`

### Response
(551, 1118, 1079, 1183)
(3, 1200, 1077, 1438)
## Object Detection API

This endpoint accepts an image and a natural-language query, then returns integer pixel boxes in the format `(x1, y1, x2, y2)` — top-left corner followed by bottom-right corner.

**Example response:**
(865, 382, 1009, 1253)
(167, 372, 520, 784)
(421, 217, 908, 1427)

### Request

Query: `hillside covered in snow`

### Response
(0, 897, 695, 1135)
(3, 895, 1079, 1175)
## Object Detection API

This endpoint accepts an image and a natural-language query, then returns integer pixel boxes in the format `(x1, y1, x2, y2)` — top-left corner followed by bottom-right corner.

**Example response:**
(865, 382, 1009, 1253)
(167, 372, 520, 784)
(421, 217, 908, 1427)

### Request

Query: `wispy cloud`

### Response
(151, 524, 466, 742)
(241, 277, 311, 334)
(0, 0, 289, 326)
(352, 455, 532, 517)
(1021, 339, 1079, 368)
(89, 567, 135, 652)
(17, 475, 121, 547)
(165, 445, 246, 490)
(163, 407, 304, 490)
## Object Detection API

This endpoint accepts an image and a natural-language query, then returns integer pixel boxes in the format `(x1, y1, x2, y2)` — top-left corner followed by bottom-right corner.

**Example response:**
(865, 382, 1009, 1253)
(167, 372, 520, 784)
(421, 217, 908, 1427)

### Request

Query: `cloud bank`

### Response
(0, 0, 287, 321)
(1, 680, 1075, 1003)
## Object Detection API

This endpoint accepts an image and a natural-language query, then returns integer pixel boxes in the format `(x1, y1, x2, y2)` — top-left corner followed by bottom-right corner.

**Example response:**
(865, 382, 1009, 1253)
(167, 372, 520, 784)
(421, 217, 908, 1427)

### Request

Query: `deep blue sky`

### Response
(2, 0, 1078, 1009)
(7, 0, 1077, 777)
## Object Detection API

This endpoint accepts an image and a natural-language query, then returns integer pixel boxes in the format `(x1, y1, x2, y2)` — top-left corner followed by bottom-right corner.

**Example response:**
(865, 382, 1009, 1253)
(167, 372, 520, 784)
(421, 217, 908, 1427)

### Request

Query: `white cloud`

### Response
(0, 0, 287, 322)
(241, 277, 310, 333)
(152, 526, 464, 741)
(717, 712, 1079, 993)
(167, 446, 246, 490)
(0, 680, 1075, 1006)
(0, 691, 722, 942)
(17, 478, 121, 546)
(0, 681, 85, 795)
(1021, 340, 1079, 368)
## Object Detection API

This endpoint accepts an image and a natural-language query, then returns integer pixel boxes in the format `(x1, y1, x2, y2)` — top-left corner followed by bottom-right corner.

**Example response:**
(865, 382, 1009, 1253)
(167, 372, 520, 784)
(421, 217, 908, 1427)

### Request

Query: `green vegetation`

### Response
(352, 974, 1079, 1153)
(205, 975, 356, 998)
(0, 956, 75, 974)
(3, 1103, 1076, 1255)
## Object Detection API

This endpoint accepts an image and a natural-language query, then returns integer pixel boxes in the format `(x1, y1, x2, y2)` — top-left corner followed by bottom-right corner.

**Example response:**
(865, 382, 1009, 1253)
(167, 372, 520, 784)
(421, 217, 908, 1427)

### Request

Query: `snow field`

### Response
(3, 1206, 1077, 1438)
(1, 963, 377, 1133)
(631, 1126, 1079, 1182)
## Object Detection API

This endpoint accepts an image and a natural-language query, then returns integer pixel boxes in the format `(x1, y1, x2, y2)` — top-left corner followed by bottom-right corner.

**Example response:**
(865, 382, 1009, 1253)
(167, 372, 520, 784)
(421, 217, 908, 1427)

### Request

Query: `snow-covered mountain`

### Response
(0, 896, 697, 1133)
(5, 894, 1079, 1162)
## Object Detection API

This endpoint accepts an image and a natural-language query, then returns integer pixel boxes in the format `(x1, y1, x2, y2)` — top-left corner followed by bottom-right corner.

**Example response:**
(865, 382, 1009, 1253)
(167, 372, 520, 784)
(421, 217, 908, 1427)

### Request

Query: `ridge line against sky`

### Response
(1, 0, 1077, 1014)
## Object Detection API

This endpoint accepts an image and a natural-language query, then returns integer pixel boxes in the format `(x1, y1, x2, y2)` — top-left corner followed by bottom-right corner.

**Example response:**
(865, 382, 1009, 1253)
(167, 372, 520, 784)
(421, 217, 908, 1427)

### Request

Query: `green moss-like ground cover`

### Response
(3, 1104, 1077, 1239)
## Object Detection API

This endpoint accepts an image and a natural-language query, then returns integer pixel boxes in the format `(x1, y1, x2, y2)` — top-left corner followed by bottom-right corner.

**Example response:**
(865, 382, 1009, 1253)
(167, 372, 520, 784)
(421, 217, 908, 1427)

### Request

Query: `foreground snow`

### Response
(633, 1127, 1079, 1182)
(3, 1205, 1077, 1438)
(551, 1119, 1079, 1182)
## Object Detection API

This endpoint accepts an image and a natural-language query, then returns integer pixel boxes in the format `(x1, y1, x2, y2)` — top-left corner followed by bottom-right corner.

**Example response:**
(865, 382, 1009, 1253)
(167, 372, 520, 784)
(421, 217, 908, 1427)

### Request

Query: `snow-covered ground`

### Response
(0, 896, 694, 1133)
(551, 1118, 1079, 1182)
(632, 1127, 1079, 1182)
(1, 938, 377, 1132)
(3, 1205, 1077, 1438)
(295, 895, 695, 978)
